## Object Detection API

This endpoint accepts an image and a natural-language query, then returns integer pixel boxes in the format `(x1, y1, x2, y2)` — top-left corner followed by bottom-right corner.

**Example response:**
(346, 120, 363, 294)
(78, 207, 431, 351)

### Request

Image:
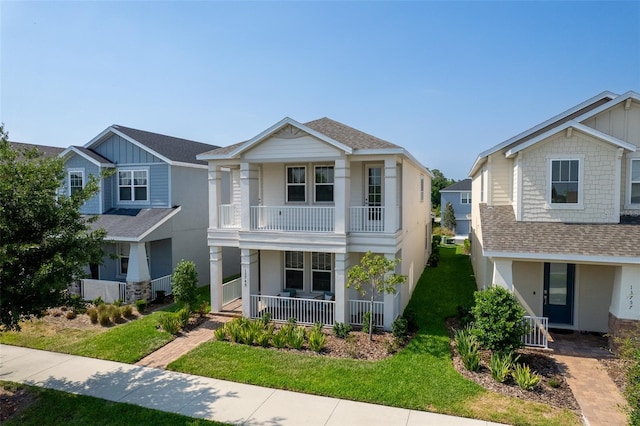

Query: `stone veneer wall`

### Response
(609, 312, 640, 353)
(126, 280, 151, 304)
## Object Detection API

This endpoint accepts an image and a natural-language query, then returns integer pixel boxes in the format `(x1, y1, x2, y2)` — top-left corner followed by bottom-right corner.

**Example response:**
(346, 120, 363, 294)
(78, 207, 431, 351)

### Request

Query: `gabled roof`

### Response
(86, 207, 181, 242)
(468, 91, 620, 176)
(10, 142, 64, 159)
(59, 146, 114, 167)
(197, 117, 402, 160)
(85, 125, 220, 167)
(440, 178, 472, 192)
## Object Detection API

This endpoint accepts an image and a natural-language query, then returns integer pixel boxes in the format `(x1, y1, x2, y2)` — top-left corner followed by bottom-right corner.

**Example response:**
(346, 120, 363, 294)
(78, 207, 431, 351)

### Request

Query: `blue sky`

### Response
(1, 1, 639, 180)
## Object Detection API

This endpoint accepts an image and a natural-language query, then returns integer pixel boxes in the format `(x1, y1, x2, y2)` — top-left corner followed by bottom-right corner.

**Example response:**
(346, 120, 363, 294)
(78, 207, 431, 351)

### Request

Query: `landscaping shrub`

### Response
(65, 310, 77, 320)
(288, 326, 306, 349)
(513, 363, 540, 390)
(226, 318, 246, 343)
(158, 313, 182, 335)
(260, 312, 272, 327)
(256, 324, 273, 347)
(196, 300, 210, 317)
(66, 294, 87, 314)
(490, 351, 517, 383)
(135, 299, 147, 313)
(92, 296, 104, 306)
(87, 307, 98, 323)
(121, 305, 133, 318)
(333, 322, 352, 338)
(616, 328, 640, 425)
(213, 326, 227, 341)
(428, 241, 440, 266)
(98, 310, 111, 326)
(176, 307, 191, 328)
(456, 303, 474, 328)
(108, 304, 122, 323)
(432, 234, 442, 245)
(308, 327, 327, 352)
(454, 326, 480, 372)
(271, 327, 288, 349)
(113, 299, 123, 307)
(392, 317, 409, 344)
(172, 260, 199, 310)
(463, 238, 471, 255)
(471, 286, 526, 353)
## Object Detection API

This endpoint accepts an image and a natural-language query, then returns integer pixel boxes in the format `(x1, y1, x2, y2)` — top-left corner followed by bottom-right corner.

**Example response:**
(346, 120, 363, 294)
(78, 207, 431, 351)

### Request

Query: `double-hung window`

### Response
(284, 251, 304, 289)
(69, 170, 84, 196)
(314, 166, 334, 202)
(287, 166, 306, 202)
(631, 159, 640, 205)
(550, 159, 580, 204)
(312, 252, 332, 292)
(461, 192, 471, 204)
(119, 170, 148, 202)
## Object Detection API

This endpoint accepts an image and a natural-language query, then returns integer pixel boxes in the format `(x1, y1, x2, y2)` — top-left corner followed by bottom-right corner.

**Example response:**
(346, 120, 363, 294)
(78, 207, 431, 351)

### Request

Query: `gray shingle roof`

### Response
(70, 146, 113, 164)
(112, 125, 220, 165)
(441, 178, 472, 192)
(10, 142, 64, 159)
(87, 207, 179, 241)
(479, 204, 640, 260)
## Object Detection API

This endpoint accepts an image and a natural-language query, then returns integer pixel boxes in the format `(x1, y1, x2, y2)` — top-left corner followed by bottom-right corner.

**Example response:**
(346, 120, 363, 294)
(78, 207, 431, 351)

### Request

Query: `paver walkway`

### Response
(550, 333, 627, 426)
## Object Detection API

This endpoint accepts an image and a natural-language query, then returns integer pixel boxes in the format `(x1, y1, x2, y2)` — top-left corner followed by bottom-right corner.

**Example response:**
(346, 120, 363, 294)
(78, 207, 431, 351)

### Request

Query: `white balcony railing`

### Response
(250, 206, 334, 232)
(250, 294, 335, 326)
(222, 277, 242, 304)
(349, 299, 385, 328)
(522, 315, 549, 348)
(151, 275, 173, 297)
(349, 206, 385, 232)
(219, 204, 240, 228)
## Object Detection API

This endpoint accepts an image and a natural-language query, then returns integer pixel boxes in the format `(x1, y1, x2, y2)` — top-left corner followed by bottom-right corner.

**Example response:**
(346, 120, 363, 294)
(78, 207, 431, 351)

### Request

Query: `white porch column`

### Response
(384, 158, 397, 233)
(209, 246, 223, 312)
(126, 242, 150, 283)
(240, 163, 259, 231)
(491, 259, 513, 291)
(208, 164, 222, 229)
(334, 158, 350, 234)
(610, 265, 640, 320)
(241, 249, 259, 318)
(383, 253, 397, 331)
(334, 252, 349, 324)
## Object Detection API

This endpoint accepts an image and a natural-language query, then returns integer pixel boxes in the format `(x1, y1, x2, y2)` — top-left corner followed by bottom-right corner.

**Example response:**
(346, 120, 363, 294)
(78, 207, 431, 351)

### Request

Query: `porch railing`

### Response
(250, 294, 335, 326)
(349, 299, 384, 328)
(250, 206, 334, 232)
(80, 279, 126, 304)
(222, 277, 242, 304)
(219, 204, 240, 228)
(522, 315, 549, 349)
(349, 207, 385, 232)
(150, 275, 172, 298)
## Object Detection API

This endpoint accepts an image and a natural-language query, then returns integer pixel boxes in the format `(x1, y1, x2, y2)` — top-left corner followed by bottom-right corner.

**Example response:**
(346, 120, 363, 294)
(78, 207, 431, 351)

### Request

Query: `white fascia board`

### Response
(229, 117, 354, 157)
(484, 250, 640, 265)
(468, 156, 486, 177)
(172, 161, 208, 169)
(505, 121, 636, 157)
(59, 146, 115, 167)
(354, 148, 431, 176)
(137, 206, 182, 242)
(574, 91, 640, 123)
(468, 91, 619, 176)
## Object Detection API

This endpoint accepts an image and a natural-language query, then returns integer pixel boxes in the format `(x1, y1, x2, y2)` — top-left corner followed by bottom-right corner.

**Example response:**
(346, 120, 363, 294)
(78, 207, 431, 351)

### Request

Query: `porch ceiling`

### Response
(480, 204, 640, 262)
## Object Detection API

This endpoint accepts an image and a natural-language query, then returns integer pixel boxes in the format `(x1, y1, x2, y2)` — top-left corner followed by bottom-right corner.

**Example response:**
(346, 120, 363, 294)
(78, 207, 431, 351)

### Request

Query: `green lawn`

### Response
(1, 381, 227, 426)
(168, 247, 580, 426)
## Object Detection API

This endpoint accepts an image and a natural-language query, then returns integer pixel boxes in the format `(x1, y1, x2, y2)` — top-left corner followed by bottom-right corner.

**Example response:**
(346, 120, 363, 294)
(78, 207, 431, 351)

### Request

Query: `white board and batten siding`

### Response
(243, 135, 343, 162)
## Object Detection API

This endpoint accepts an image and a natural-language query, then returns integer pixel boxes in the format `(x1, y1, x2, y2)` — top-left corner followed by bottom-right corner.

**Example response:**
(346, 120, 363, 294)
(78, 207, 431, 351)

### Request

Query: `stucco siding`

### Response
(260, 250, 283, 296)
(244, 135, 342, 161)
(576, 264, 614, 333)
(520, 132, 619, 222)
(513, 261, 543, 317)
(261, 163, 285, 205)
(150, 238, 172, 279)
(93, 133, 163, 164)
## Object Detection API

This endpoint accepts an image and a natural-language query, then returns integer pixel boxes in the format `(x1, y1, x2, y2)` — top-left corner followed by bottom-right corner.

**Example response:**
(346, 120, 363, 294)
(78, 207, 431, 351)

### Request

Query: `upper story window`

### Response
(420, 175, 425, 202)
(461, 192, 471, 204)
(314, 166, 334, 202)
(284, 251, 304, 290)
(630, 159, 640, 205)
(118, 170, 148, 202)
(286, 166, 306, 202)
(550, 159, 580, 204)
(69, 170, 84, 196)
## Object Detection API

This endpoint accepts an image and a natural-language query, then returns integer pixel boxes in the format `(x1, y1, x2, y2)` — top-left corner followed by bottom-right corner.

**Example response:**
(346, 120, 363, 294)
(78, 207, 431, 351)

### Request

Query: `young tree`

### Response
(0, 126, 106, 331)
(442, 202, 456, 232)
(346, 251, 406, 340)
(171, 260, 199, 310)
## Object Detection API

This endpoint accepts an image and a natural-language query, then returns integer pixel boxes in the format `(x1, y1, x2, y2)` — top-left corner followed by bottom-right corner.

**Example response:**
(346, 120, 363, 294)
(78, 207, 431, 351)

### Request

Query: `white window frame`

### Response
(286, 166, 306, 203)
(284, 251, 304, 290)
(627, 158, 640, 208)
(548, 157, 583, 209)
(311, 252, 333, 293)
(420, 175, 425, 202)
(68, 169, 85, 196)
(314, 165, 334, 203)
(460, 192, 471, 204)
(118, 168, 149, 203)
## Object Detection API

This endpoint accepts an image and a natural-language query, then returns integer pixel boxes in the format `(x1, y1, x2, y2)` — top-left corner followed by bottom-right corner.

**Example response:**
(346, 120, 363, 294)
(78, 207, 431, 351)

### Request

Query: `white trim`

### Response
(314, 165, 335, 204)
(285, 165, 307, 203)
(547, 157, 584, 209)
(460, 191, 471, 204)
(505, 121, 636, 157)
(626, 157, 640, 209)
(485, 250, 640, 265)
(572, 90, 640, 124)
(59, 146, 114, 167)
(117, 168, 150, 204)
(67, 168, 85, 196)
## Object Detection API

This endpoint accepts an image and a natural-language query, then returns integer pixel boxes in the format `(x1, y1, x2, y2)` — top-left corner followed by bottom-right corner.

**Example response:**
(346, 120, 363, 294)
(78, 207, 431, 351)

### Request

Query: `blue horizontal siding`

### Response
(63, 155, 101, 214)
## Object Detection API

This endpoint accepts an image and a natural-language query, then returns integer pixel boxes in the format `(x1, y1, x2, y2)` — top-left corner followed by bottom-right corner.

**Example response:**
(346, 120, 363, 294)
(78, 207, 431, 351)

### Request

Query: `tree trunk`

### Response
(368, 295, 374, 341)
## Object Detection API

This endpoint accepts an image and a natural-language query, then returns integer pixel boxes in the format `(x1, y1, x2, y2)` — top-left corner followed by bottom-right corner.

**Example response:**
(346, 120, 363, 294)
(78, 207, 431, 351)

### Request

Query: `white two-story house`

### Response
(59, 125, 238, 303)
(198, 117, 431, 330)
(469, 91, 640, 341)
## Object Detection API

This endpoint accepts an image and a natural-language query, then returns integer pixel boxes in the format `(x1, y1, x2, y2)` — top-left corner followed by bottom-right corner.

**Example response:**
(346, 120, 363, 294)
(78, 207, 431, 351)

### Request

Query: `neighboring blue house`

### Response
(59, 125, 238, 303)
(440, 178, 472, 241)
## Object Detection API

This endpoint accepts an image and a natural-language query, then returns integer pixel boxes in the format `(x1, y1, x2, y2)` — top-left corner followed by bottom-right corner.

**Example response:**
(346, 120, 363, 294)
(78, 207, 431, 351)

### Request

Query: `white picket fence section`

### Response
(349, 299, 385, 328)
(219, 204, 240, 228)
(522, 315, 549, 348)
(150, 275, 172, 298)
(222, 278, 242, 304)
(250, 294, 335, 326)
(349, 206, 385, 232)
(250, 206, 335, 232)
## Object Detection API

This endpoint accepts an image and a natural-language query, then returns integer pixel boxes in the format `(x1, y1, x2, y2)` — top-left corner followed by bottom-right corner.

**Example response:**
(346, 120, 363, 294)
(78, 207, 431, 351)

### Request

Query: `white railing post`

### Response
(522, 315, 549, 348)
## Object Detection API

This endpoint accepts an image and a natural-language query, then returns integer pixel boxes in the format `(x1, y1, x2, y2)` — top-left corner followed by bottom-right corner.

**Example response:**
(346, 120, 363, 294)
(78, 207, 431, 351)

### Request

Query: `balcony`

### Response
(217, 204, 399, 233)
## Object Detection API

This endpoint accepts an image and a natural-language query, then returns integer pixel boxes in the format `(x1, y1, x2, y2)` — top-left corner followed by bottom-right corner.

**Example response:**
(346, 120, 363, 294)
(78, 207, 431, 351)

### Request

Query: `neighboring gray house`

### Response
(10, 141, 64, 158)
(440, 178, 472, 241)
(59, 125, 238, 303)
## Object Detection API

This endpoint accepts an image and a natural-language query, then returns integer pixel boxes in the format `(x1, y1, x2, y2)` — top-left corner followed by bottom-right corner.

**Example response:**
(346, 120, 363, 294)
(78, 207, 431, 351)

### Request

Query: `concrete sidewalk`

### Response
(0, 345, 502, 426)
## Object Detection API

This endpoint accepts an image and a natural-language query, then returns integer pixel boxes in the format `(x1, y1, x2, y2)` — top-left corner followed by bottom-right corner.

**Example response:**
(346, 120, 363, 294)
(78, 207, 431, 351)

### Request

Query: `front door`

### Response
(543, 263, 575, 325)
(366, 165, 383, 221)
